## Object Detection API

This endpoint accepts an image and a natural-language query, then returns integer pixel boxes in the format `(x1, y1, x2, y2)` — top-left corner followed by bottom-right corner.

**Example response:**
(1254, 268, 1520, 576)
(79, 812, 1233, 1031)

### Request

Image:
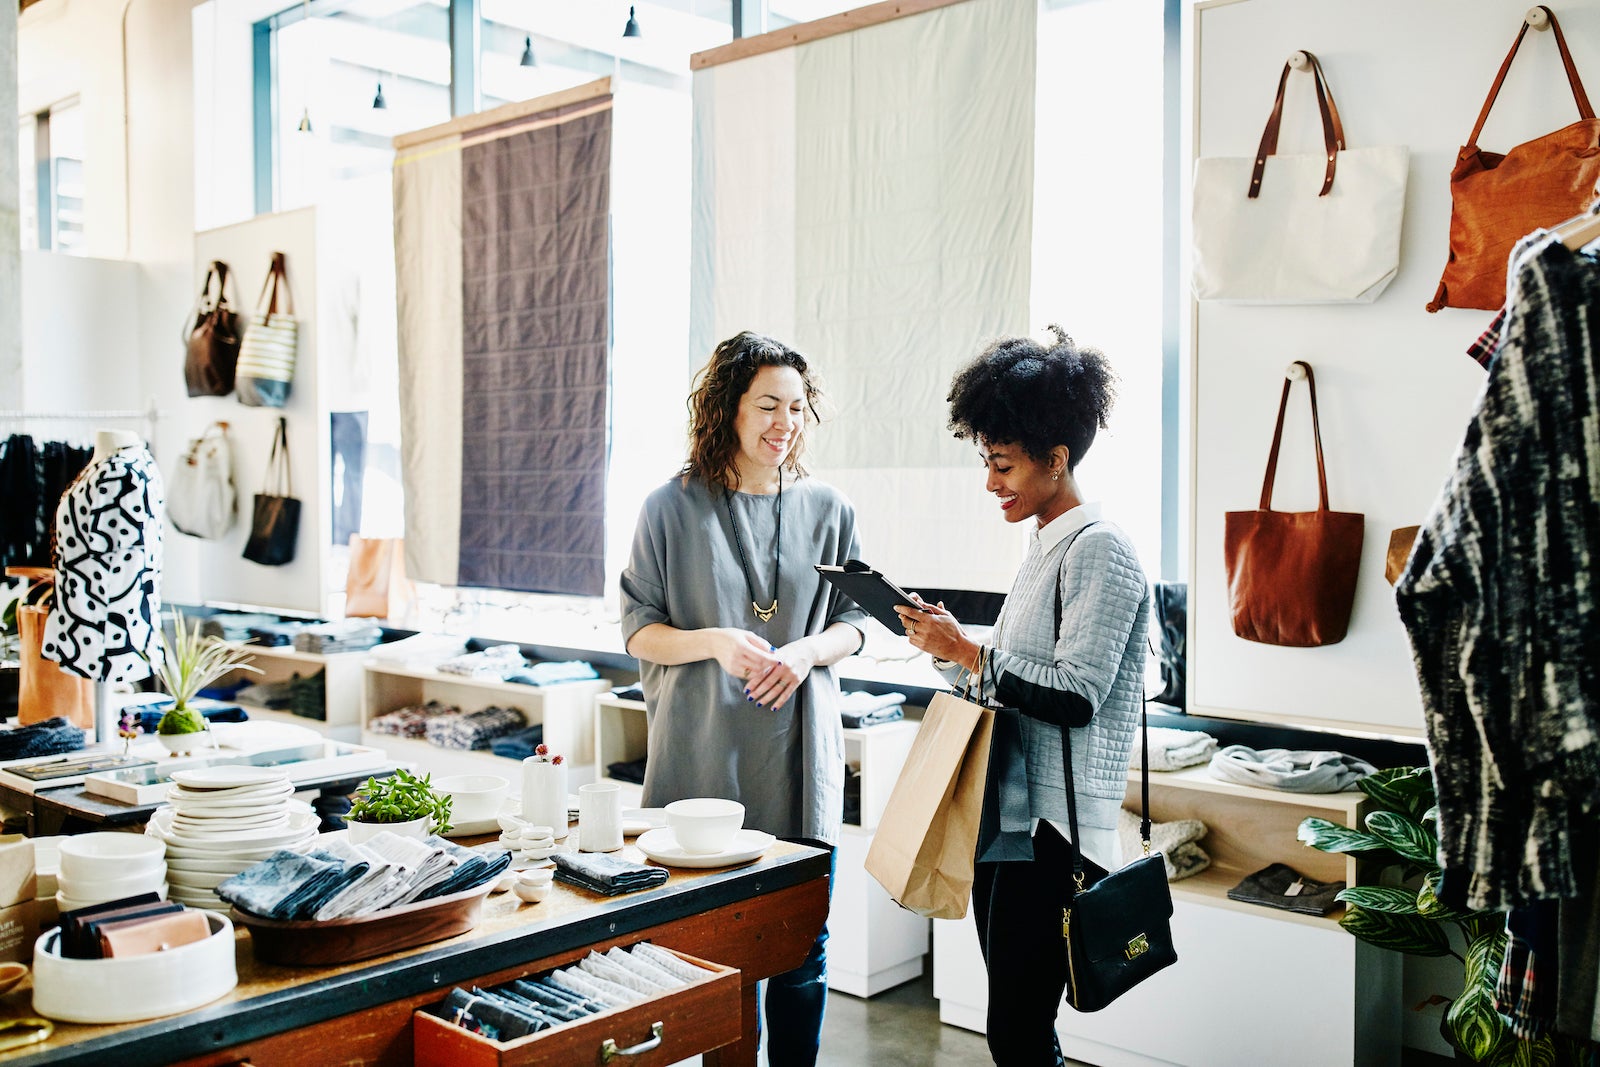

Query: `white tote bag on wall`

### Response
(167, 421, 237, 540)
(1192, 52, 1408, 305)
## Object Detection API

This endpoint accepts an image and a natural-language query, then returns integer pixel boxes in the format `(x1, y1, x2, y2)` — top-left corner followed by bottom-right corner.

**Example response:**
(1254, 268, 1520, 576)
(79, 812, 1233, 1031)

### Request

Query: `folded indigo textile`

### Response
(425, 705, 526, 750)
(553, 852, 669, 896)
(842, 705, 904, 729)
(218, 849, 349, 919)
(248, 621, 313, 647)
(1117, 807, 1211, 881)
(0, 717, 84, 760)
(1227, 862, 1346, 915)
(368, 700, 459, 739)
(606, 757, 647, 785)
(610, 683, 644, 701)
(503, 660, 600, 687)
(420, 838, 512, 900)
(1129, 726, 1219, 771)
(1208, 744, 1376, 793)
(489, 723, 545, 760)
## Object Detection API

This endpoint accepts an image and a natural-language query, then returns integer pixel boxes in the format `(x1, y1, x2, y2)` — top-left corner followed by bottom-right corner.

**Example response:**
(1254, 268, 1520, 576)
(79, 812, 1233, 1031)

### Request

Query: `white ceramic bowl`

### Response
(31, 912, 236, 1023)
(433, 774, 511, 826)
(664, 798, 745, 855)
(57, 832, 166, 880)
(55, 865, 167, 903)
(512, 880, 551, 904)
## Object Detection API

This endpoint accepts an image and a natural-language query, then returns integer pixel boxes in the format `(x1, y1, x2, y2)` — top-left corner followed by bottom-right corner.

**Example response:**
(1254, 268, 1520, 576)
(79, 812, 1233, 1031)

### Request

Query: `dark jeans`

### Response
(972, 821, 1107, 1067)
(760, 837, 836, 1067)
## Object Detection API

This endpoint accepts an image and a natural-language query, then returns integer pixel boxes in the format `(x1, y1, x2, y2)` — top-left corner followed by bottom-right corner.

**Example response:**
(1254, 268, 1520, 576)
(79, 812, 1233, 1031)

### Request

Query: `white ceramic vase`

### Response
(157, 730, 212, 756)
(521, 758, 568, 841)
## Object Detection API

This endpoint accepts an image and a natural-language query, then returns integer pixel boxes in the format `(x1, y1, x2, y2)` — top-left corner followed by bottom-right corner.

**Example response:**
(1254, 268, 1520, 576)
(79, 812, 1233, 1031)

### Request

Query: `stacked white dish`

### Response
(145, 766, 319, 911)
(56, 832, 167, 912)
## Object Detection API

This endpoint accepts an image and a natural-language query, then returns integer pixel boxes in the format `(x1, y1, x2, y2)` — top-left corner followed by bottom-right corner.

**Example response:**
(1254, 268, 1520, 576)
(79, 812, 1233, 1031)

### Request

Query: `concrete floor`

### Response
(815, 962, 993, 1067)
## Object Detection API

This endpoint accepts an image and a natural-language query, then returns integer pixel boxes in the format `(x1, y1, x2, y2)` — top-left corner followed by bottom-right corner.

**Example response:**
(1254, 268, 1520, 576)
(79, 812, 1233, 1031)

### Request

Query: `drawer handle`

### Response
(601, 1021, 664, 1062)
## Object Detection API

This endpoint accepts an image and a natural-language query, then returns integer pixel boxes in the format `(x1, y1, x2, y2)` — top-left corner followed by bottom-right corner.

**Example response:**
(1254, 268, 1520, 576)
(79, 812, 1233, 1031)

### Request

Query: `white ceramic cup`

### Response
(521, 758, 569, 841)
(664, 798, 745, 855)
(578, 782, 623, 853)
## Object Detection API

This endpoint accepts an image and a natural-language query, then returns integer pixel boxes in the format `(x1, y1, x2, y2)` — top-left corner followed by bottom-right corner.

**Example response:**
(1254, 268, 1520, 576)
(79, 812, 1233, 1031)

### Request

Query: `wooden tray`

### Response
(232, 881, 495, 966)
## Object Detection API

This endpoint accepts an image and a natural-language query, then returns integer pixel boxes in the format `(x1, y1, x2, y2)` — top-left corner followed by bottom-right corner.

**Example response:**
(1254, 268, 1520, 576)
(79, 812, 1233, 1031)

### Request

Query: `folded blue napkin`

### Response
(553, 852, 668, 896)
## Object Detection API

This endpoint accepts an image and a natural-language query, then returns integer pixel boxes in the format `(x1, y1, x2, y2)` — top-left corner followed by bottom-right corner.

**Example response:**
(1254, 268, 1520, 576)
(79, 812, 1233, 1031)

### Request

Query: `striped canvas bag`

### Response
(236, 251, 298, 407)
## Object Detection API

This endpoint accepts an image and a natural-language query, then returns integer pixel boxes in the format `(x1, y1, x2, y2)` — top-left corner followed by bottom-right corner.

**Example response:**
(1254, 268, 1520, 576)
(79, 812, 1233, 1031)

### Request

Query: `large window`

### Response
(17, 100, 86, 254)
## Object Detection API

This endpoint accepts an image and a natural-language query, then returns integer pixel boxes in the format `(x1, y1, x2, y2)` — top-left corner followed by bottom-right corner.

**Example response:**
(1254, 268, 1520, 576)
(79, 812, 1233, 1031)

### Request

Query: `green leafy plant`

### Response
(348, 768, 453, 835)
(152, 611, 259, 735)
(1298, 767, 1580, 1065)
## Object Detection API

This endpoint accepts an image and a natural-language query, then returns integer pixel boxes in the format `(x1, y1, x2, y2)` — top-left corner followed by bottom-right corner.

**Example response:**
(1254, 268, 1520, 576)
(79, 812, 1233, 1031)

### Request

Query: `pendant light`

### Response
(372, 81, 387, 109)
(622, 5, 641, 37)
(296, 0, 314, 133)
(520, 36, 536, 67)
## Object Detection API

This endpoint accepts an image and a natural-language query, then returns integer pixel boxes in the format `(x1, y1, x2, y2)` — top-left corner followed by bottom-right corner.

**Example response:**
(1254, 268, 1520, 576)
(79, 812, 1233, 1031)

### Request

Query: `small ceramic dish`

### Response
(0, 961, 27, 996)
(512, 880, 550, 904)
(517, 868, 553, 887)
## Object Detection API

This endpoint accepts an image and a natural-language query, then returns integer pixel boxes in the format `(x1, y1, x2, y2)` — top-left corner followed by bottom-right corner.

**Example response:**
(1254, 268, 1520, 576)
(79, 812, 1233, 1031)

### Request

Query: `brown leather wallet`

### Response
(97, 909, 212, 958)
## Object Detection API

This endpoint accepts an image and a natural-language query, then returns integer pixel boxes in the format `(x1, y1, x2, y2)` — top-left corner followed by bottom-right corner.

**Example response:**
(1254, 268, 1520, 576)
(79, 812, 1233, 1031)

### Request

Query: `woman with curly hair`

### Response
(896, 325, 1150, 1066)
(620, 330, 868, 1066)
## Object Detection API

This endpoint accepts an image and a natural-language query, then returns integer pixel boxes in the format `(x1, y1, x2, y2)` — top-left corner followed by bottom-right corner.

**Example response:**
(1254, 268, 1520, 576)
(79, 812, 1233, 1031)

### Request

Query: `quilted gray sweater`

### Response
(946, 511, 1150, 838)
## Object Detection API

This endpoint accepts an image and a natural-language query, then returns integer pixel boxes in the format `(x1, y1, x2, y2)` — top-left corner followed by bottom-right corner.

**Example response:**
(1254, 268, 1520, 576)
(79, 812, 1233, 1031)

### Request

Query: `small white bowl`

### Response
(517, 868, 553, 887)
(58, 833, 166, 880)
(31, 912, 236, 1023)
(56, 866, 167, 903)
(433, 774, 511, 826)
(512, 880, 550, 904)
(664, 798, 745, 855)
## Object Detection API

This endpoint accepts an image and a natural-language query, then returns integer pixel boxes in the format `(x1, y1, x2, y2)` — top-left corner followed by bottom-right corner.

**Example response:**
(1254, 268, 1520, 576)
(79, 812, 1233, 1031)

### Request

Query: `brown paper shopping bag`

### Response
(344, 536, 414, 619)
(864, 686, 995, 920)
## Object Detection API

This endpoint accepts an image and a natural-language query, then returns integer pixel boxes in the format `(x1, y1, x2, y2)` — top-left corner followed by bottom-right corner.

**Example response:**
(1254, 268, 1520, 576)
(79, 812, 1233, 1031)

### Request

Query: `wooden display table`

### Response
(0, 839, 829, 1066)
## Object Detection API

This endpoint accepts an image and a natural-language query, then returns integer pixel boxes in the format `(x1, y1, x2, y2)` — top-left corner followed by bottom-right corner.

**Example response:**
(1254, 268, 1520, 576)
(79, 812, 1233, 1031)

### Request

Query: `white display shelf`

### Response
(222, 646, 368, 744)
(362, 663, 610, 786)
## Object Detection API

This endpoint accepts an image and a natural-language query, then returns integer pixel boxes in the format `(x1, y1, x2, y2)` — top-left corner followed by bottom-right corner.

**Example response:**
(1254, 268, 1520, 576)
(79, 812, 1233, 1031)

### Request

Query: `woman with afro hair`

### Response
(896, 325, 1150, 1066)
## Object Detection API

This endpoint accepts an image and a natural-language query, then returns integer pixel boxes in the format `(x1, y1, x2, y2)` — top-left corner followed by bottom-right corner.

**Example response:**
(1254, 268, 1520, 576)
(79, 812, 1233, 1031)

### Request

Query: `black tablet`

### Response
(815, 560, 927, 631)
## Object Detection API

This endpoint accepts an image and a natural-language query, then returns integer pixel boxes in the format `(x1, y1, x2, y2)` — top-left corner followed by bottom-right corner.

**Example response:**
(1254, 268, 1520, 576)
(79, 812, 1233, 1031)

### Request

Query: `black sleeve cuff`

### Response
(995, 669, 1095, 728)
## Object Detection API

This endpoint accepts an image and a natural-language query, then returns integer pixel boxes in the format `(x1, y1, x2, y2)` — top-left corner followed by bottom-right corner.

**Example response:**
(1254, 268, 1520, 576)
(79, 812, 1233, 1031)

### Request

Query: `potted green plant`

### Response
(346, 768, 453, 842)
(1297, 766, 1585, 1064)
(151, 611, 259, 755)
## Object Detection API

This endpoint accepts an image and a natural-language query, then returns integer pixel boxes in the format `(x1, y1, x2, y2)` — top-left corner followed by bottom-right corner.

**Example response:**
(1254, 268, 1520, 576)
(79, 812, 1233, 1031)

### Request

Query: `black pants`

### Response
(972, 821, 1107, 1067)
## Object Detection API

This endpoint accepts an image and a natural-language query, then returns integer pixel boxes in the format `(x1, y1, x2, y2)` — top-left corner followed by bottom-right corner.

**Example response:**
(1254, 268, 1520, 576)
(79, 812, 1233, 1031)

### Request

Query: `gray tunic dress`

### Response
(620, 475, 868, 845)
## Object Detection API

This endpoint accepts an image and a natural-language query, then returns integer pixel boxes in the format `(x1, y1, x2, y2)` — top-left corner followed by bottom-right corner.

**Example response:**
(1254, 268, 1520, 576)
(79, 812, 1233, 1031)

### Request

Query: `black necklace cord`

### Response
(724, 466, 782, 623)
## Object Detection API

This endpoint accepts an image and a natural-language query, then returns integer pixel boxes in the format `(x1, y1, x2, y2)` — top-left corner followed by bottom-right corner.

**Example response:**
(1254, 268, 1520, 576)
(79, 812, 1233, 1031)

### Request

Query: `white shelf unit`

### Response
(361, 663, 610, 786)
(592, 691, 929, 997)
(933, 764, 1402, 1066)
(223, 646, 368, 743)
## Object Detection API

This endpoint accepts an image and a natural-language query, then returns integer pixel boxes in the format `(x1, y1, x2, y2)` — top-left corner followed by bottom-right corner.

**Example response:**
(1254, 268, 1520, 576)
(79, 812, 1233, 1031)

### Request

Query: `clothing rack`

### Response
(0, 401, 166, 458)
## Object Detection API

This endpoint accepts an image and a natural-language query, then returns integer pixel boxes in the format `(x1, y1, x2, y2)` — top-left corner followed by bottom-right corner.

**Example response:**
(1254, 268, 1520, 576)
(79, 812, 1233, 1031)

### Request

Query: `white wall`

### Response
(18, 251, 143, 416)
(0, 1, 19, 400)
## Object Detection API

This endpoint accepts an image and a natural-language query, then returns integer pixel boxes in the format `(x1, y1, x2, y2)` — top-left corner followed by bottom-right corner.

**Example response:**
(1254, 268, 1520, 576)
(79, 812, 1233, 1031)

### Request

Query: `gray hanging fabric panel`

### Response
(457, 102, 611, 595)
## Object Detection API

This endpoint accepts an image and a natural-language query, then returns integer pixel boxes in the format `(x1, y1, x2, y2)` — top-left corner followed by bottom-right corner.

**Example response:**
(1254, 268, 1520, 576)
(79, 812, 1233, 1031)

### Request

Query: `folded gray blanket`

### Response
(1129, 726, 1218, 771)
(1208, 744, 1376, 793)
(1117, 808, 1210, 881)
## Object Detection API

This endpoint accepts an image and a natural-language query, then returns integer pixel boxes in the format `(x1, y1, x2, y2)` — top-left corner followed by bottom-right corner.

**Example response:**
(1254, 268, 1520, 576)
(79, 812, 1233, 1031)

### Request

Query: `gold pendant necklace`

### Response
(724, 468, 782, 624)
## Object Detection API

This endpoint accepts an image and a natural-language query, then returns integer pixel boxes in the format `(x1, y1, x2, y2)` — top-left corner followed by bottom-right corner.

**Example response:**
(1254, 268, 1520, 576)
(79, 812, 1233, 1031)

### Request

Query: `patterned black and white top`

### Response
(1396, 233, 1600, 912)
(42, 444, 164, 683)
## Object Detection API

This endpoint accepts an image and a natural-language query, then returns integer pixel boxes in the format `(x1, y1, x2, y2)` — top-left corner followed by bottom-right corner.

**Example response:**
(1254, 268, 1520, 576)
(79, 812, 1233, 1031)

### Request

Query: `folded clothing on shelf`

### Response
(366, 632, 470, 669)
(197, 612, 284, 643)
(552, 851, 669, 896)
(1117, 807, 1211, 881)
(425, 705, 527, 750)
(605, 757, 646, 785)
(1130, 726, 1219, 771)
(1209, 745, 1377, 793)
(1226, 862, 1346, 915)
(248, 621, 315, 647)
(488, 723, 545, 761)
(368, 700, 460, 739)
(502, 660, 600, 687)
(293, 619, 384, 654)
(235, 678, 295, 709)
(0, 716, 85, 760)
(437, 644, 527, 679)
(609, 683, 644, 702)
(289, 670, 326, 720)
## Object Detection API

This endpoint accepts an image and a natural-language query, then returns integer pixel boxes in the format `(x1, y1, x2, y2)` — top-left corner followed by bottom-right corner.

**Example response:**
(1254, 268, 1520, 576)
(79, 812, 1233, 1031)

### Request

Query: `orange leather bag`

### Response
(18, 590, 93, 728)
(1429, 5, 1600, 312)
(1224, 362, 1364, 648)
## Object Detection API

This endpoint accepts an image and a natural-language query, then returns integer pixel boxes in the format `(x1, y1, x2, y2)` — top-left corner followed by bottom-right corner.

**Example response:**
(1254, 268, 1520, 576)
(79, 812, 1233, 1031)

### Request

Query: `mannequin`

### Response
(41, 427, 165, 743)
(93, 429, 140, 462)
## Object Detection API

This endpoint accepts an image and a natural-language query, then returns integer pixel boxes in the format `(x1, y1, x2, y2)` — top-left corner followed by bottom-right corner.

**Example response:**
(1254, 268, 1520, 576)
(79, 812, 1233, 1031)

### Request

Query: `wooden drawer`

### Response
(413, 949, 741, 1067)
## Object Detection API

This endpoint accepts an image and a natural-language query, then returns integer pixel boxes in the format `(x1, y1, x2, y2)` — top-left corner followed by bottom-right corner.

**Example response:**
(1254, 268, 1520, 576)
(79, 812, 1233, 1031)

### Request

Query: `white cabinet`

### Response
(594, 693, 649, 809)
(933, 765, 1402, 1066)
(226, 646, 368, 743)
(361, 663, 609, 784)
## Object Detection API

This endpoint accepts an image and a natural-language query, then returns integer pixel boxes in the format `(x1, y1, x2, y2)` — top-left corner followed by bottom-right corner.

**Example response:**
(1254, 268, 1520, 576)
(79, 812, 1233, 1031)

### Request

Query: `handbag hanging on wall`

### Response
(166, 421, 237, 540)
(1059, 702, 1178, 1012)
(243, 416, 301, 567)
(1428, 6, 1600, 312)
(1191, 50, 1408, 304)
(183, 260, 242, 397)
(1224, 361, 1364, 647)
(236, 252, 299, 408)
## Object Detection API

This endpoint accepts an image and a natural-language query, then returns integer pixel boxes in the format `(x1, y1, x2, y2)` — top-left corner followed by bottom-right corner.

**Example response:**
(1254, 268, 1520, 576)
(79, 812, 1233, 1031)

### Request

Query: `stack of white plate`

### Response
(145, 766, 319, 911)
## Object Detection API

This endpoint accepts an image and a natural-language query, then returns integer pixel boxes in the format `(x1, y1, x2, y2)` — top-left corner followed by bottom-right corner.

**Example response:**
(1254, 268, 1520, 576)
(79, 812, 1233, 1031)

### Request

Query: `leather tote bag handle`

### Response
(1258, 361, 1331, 514)
(1249, 51, 1347, 199)
(1467, 6, 1595, 148)
(254, 252, 296, 317)
(181, 260, 233, 345)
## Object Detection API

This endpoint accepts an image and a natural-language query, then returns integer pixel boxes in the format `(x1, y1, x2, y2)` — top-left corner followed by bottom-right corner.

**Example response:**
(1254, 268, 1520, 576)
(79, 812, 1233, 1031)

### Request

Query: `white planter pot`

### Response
(346, 815, 430, 845)
(157, 730, 212, 756)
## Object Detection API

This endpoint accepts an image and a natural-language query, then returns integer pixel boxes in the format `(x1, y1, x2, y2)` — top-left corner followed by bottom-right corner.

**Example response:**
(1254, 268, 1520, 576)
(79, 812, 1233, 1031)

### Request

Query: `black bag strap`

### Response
(263, 416, 292, 497)
(182, 261, 235, 345)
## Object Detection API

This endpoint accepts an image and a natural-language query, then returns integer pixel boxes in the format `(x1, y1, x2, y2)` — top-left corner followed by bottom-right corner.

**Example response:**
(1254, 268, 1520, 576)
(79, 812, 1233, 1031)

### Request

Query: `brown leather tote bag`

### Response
(184, 260, 242, 396)
(1428, 6, 1600, 312)
(1224, 362, 1364, 647)
(18, 588, 93, 728)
